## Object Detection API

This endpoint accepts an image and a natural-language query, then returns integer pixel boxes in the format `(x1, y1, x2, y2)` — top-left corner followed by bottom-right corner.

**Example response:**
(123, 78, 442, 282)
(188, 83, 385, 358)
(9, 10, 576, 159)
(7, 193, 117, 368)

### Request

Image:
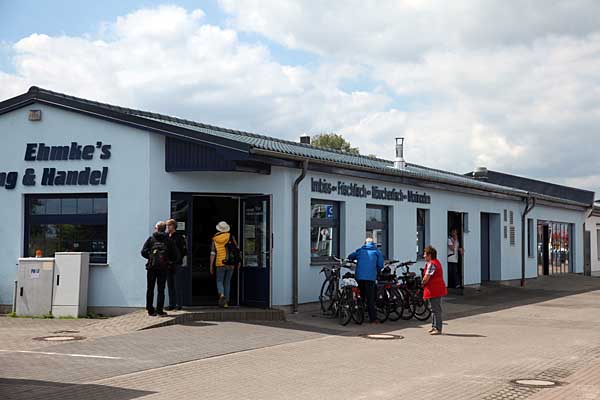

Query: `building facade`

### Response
(0, 88, 593, 313)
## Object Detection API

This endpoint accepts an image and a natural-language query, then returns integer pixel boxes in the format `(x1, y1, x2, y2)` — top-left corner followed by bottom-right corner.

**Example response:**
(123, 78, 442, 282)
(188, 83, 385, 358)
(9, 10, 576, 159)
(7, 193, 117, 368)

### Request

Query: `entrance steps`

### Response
(146, 307, 286, 330)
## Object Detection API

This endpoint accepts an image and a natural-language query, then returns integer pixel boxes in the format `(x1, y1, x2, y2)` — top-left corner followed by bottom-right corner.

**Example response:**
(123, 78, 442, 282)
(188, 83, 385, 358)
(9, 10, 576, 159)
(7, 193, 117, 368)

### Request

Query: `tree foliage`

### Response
(311, 133, 359, 155)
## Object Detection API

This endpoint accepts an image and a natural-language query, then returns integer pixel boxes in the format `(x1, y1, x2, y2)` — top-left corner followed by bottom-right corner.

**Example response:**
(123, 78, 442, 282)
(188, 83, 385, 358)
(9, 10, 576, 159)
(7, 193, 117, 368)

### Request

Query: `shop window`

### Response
(26, 194, 108, 263)
(527, 218, 534, 257)
(416, 209, 429, 260)
(366, 205, 389, 258)
(310, 200, 340, 263)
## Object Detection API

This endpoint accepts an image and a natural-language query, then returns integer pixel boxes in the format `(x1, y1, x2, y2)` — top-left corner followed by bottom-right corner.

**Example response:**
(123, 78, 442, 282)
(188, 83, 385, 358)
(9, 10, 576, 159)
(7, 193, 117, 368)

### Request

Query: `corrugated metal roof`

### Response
(6, 87, 592, 207)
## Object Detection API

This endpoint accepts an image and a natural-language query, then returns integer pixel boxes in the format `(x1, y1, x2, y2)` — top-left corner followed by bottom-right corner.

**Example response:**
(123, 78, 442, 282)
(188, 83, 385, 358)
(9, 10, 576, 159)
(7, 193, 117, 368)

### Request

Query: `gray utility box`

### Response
(52, 252, 90, 317)
(15, 258, 55, 316)
(15, 252, 90, 317)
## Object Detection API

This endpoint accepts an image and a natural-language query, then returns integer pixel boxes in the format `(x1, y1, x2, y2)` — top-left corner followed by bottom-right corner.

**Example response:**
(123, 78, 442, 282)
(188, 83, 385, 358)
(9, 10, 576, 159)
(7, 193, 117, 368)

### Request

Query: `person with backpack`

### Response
(141, 221, 180, 316)
(209, 221, 240, 308)
(166, 219, 187, 311)
(347, 237, 384, 324)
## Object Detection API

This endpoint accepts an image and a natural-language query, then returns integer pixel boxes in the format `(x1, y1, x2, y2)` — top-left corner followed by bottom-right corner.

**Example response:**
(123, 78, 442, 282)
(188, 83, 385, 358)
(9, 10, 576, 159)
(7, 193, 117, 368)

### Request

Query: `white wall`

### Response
(296, 172, 529, 303)
(587, 215, 600, 273)
(0, 103, 589, 308)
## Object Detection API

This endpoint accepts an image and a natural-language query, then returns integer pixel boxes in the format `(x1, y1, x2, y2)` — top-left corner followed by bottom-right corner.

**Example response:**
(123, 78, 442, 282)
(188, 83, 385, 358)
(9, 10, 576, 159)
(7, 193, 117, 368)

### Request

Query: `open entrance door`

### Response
(447, 211, 466, 288)
(240, 196, 271, 308)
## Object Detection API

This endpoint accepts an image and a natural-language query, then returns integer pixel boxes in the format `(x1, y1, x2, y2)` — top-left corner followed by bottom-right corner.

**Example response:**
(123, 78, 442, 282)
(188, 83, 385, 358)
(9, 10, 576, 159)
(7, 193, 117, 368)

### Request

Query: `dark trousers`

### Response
(430, 297, 443, 331)
(167, 267, 177, 307)
(146, 269, 167, 313)
(448, 262, 461, 288)
(358, 280, 377, 322)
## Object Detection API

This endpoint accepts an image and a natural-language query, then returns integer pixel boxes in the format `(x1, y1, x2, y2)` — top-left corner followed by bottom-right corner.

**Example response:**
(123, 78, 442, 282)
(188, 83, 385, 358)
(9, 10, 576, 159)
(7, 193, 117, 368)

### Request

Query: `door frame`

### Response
(240, 194, 272, 308)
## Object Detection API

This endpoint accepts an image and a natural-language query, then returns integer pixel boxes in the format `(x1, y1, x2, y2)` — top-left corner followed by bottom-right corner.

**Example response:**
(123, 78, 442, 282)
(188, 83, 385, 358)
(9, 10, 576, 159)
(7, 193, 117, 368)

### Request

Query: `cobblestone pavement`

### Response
(1, 275, 600, 399)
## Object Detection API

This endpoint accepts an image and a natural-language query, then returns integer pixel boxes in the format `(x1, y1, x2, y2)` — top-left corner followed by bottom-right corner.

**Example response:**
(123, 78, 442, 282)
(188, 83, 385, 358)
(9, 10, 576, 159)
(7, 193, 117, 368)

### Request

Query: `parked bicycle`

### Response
(397, 263, 432, 321)
(378, 260, 415, 321)
(319, 257, 364, 325)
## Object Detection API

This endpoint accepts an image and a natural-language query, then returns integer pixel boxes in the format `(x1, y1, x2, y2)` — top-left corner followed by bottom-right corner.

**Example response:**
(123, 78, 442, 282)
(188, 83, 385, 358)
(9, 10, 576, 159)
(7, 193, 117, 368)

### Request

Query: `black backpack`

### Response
(223, 236, 241, 266)
(149, 240, 170, 270)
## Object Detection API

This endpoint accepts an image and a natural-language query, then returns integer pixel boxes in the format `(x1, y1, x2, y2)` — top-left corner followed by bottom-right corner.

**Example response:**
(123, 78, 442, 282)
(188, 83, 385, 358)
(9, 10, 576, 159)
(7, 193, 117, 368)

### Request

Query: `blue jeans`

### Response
(216, 267, 234, 302)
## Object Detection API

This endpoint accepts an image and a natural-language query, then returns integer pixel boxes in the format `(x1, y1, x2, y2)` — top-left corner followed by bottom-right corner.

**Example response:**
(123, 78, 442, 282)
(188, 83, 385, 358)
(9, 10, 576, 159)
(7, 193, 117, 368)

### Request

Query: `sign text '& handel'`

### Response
(0, 141, 111, 190)
(311, 178, 431, 204)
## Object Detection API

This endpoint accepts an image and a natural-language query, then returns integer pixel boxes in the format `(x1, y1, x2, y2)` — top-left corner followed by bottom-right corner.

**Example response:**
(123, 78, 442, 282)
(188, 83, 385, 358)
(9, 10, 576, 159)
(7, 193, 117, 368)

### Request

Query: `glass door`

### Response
(240, 195, 271, 308)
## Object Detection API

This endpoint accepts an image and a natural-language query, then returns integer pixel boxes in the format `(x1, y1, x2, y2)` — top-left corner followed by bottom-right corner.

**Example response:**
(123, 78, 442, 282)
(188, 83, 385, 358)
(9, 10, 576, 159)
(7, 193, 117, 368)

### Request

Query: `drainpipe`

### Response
(292, 160, 309, 313)
(521, 195, 536, 287)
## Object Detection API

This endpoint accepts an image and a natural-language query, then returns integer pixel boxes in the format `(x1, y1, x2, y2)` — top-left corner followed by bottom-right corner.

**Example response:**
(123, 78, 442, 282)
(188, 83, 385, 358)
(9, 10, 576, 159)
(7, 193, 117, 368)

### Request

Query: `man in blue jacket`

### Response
(348, 238, 384, 323)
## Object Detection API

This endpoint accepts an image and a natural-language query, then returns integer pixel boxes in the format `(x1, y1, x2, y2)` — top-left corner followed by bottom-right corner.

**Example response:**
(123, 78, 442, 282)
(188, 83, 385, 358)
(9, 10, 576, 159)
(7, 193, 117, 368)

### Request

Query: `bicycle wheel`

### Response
(399, 288, 415, 320)
(413, 296, 432, 321)
(338, 289, 352, 326)
(351, 293, 365, 325)
(387, 287, 404, 322)
(319, 278, 335, 314)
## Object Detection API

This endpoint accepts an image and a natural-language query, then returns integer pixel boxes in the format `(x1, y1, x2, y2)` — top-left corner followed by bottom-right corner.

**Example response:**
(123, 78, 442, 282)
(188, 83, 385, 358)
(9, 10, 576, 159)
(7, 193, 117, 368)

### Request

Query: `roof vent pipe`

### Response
(472, 166, 488, 180)
(394, 137, 406, 169)
(300, 134, 311, 145)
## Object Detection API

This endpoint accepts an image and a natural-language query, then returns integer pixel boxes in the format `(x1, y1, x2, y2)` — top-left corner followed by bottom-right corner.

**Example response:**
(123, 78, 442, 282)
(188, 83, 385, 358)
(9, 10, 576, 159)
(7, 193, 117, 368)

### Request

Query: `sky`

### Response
(1, 1, 599, 194)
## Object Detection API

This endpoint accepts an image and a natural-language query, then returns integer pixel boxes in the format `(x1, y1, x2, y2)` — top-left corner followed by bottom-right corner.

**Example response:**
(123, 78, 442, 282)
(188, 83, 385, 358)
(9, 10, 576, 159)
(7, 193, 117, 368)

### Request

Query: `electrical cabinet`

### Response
(52, 252, 90, 317)
(15, 253, 90, 317)
(15, 258, 55, 316)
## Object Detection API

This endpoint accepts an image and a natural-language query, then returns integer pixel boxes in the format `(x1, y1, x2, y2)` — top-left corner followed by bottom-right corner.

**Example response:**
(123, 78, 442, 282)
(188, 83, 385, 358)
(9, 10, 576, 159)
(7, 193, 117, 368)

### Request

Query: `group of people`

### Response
(141, 219, 239, 316)
(348, 231, 462, 335)
(141, 219, 187, 316)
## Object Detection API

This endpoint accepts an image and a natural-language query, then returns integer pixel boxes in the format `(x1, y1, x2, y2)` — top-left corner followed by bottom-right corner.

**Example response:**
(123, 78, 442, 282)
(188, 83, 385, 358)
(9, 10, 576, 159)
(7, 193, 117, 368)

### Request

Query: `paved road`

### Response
(1, 275, 600, 399)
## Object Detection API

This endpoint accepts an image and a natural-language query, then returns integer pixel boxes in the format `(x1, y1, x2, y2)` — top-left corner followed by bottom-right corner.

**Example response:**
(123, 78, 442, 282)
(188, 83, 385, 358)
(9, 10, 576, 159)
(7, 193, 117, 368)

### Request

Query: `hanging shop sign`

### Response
(0, 142, 111, 189)
(311, 177, 431, 204)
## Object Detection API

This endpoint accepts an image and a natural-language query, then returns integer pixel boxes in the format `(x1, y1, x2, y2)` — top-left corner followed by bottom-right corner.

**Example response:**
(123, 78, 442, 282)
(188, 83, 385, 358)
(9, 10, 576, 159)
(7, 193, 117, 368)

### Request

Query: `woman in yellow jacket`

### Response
(209, 221, 238, 308)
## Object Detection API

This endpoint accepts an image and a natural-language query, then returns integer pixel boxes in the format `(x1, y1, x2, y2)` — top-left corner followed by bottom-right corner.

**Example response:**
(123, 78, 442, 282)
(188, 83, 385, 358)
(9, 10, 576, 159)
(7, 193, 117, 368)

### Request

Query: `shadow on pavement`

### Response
(243, 275, 600, 337)
(441, 333, 487, 338)
(0, 378, 155, 400)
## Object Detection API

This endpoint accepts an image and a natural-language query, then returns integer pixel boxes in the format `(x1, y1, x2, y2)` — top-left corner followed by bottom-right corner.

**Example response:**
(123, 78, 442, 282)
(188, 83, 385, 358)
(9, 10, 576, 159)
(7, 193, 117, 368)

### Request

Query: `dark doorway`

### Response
(481, 213, 490, 282)
(447, 211, 464, 288)
(537, 223, 548, 276)
(170, 193, 271, 308)
(584, 229, 591, 276)
(192, 196, 239, 306)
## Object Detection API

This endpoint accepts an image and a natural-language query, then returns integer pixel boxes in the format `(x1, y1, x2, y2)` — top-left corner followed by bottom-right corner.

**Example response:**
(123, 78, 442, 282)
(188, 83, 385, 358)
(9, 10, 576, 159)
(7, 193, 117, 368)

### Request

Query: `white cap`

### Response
(216, 221, 231, 232)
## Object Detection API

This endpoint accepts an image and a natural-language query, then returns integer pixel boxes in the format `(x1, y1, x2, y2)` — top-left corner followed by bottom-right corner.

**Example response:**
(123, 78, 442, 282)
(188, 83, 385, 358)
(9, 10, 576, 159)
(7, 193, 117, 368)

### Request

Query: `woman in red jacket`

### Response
(422, 245, 448, 335)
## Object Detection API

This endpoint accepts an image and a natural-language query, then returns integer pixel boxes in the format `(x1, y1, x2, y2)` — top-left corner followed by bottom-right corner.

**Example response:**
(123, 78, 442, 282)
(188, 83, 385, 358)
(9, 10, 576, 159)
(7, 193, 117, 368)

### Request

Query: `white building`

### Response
(0, 87, 594, 314)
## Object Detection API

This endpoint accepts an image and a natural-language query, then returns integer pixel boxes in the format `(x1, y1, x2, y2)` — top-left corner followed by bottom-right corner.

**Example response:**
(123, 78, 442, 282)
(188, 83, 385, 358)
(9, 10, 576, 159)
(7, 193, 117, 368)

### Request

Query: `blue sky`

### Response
(1, 1, 599, 192)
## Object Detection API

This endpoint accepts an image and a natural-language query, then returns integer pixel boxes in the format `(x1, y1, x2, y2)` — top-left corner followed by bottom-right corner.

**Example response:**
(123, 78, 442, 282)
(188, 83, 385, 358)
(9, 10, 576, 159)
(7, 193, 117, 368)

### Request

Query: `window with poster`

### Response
(366, 205, 388, 259)
(310, 200, 340, 263)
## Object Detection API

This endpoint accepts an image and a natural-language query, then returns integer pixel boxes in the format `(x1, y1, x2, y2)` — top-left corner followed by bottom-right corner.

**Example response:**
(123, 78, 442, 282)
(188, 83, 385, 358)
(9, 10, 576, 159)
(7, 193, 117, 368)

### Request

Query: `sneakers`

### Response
(428, 327, 436, 333)
(223, 303, 229, 309)
(147, 311, 157, 317)
(429, 328, 442, 335)
(156, 311, 168, 317)
(218, 295, 226, 307)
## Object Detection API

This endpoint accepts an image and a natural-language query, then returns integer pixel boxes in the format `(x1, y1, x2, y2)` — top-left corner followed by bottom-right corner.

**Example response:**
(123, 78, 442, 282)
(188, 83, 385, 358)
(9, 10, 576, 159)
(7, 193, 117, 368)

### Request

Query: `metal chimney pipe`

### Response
(394, 137, 406, 169)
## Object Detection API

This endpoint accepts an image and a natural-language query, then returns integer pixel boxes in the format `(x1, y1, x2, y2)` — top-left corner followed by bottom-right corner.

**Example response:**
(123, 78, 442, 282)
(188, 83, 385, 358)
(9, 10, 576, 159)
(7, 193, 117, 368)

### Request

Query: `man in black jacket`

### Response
(165, 219, 187, 310)
(141, 221, 179, 316)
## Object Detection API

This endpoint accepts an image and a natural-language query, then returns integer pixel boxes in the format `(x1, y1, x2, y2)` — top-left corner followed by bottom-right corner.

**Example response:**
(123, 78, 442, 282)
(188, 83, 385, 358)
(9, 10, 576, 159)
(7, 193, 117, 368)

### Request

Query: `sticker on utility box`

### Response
(30, 268, 40, 279)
